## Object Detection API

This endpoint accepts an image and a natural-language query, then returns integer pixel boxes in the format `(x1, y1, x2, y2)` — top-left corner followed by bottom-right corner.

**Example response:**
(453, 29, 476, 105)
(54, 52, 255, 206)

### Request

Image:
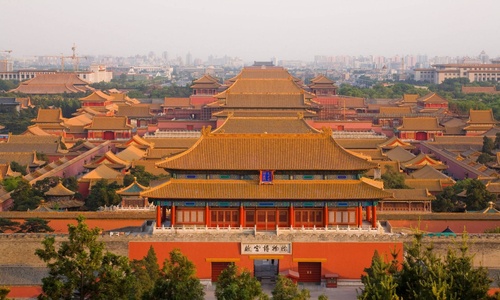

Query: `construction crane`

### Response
(36, 44, 87, 72)
(1, 50, 12, 58)
(36, 53, 72, 71)
(70, 43, 87, 72)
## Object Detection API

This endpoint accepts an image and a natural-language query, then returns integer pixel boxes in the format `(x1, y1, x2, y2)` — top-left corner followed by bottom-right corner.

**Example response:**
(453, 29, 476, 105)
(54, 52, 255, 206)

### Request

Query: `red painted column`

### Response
(366, 206, 371, 222)
(357, 205, 362, 227)
(323, 203, 328, 228)
(240, 205, 244, 227)
(289, 204, 294, 227)
(156, 205, 162, 228)
(205, 204, 209, 227)
(371, 205, 377, 228)
(170, 205, 176, 228)
(161, 206, 167, 222)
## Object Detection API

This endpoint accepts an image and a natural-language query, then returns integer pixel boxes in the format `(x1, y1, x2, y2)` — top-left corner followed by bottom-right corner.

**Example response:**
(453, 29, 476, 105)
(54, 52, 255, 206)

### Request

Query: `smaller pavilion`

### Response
(116, 177, 150, 207)
(43, 181, 83, 211)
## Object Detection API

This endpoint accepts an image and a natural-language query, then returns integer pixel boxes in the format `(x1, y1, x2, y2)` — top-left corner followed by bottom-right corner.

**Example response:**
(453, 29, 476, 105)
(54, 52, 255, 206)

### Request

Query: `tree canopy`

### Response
(144, 249, 205, 300)
(358, 233, 493, 300)
(11, 179, 43, 211)
(123, 165, 168, 187)
(17, 218, 54, 233)
(271, 275, 310, 300)
(129, 245, 160, 299)
(85, 179, 122, 211)
(358, 250, 399, 300)
(35, 215, 137, 300)
(215, 263, 267, 300)
(0, 218, 20, 233)
(381, 165, 410, 189)
(433, 179, 496, 212)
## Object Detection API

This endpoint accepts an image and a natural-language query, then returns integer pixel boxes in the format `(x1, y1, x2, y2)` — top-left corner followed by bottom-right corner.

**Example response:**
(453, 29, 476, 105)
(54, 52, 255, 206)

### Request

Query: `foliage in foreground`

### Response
(215, 263, 267, 300)
(143, 249, 205, 300)
(35, 215, 133, 299)
(358, 233, 493, 300)
(272, 275, 310, 300)
(0, 286, 9, 300)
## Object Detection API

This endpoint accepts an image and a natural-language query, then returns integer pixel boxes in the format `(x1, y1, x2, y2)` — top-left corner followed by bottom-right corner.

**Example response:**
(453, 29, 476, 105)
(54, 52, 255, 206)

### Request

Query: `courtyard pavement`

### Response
(203, 283, 360, 300)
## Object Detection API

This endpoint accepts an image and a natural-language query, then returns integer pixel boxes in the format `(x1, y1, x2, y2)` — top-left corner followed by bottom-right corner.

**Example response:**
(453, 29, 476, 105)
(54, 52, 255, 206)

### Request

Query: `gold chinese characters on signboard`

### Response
(241, 243, 292, 255)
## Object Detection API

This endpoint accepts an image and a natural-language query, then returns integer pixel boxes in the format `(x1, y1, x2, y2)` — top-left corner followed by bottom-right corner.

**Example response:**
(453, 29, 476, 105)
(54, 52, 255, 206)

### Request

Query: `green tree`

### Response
(35, 215, 136, 300)
(495, 132, 500, 149)
(482, 136, 495, 155)
(0, 79, 18, 91)
(129, 245, 160, 299)
(443, 235, 491, 300)
(31, 177, 60, 198)
(0, 218, 20, 233)
(359, 232, 493, 300)
(397, 232, 448, 300)
(381, 166, 410, 189)
(477, 153, 495, 164)
(9, 161, 27, 175)
(1, 176, 24, 192)
(433, 186, 456, 212)
(433, 179, 494, 212)
(358, 251, 399, 300)
(0, 286, 9, 300)
(215, 263, 266, 300)
(123, 165, 166, 187)
(85, 179, 121, 211)
(144, 249, 205, 300)
(17, 218, 54, 233)
(11, 179, 43, 211)
(463, 179, 496, 211)
(271, 275, 310, 300)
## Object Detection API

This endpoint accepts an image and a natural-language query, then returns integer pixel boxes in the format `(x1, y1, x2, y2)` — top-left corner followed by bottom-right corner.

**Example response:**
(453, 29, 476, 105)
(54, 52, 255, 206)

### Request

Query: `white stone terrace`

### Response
(153, 221, 388, 237)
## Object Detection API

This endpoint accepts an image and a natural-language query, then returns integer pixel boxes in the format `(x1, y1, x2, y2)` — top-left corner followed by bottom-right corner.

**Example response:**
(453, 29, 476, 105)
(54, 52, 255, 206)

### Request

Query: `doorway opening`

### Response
(254, 259, 279, 283)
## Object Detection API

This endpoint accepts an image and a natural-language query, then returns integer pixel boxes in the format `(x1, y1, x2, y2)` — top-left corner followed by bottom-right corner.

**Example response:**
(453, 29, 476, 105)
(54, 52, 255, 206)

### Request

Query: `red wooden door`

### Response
(298, 262, 322, 283)
(416, 132, 427, 140)
(294, 209, 323, 228)
(210, 209, 238, 227)
(103, 131, 114, 140)
(256, 210, 276, 230)
(211, 262, 231, 282)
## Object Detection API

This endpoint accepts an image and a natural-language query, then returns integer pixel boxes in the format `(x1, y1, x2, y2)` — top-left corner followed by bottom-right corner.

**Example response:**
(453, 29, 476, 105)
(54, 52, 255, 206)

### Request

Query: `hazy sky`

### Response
(2, 0, 500, 62)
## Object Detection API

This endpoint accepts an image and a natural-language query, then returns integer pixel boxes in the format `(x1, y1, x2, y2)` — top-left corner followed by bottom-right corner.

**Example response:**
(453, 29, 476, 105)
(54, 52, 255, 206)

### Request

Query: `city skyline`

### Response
(2, 0, 500, 62)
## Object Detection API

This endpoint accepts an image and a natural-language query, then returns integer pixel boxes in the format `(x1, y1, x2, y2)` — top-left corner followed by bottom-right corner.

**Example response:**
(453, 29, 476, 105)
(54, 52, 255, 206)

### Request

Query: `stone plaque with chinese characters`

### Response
(241, 243, 292, 255)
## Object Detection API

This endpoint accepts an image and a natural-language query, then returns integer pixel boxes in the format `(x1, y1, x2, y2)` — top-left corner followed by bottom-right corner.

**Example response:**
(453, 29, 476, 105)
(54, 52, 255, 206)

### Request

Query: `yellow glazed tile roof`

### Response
(213, 116, 319, 134)
(141, 179, 391, 200)
(156, 130, 377, 171)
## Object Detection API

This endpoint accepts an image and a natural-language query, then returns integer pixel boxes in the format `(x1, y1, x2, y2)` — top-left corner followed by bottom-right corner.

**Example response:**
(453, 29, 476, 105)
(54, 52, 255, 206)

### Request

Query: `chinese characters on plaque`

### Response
(241, 243, 292, 255)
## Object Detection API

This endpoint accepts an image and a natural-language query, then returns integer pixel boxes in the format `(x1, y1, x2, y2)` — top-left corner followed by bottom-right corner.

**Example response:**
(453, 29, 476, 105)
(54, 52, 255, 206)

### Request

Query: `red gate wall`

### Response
(129, 241, 403, 280)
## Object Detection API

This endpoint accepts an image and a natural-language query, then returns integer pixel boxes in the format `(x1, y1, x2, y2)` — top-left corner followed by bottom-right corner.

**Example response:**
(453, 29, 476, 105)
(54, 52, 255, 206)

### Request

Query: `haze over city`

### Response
(2, 0, 500, 61)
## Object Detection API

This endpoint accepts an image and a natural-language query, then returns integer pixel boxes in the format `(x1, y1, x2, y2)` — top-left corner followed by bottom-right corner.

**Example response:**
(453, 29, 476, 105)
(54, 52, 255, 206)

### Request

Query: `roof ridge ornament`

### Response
(321, 127, 333, 137)
(201, 126, 212, 136)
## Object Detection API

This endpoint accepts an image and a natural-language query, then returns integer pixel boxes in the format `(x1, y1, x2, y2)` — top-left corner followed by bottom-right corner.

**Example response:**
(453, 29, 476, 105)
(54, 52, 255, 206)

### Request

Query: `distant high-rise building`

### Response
(0, 60, 13, 72)
(186, 52, 192, 66)
(479, 50, 489, 64)
(162, 51, 169, 62)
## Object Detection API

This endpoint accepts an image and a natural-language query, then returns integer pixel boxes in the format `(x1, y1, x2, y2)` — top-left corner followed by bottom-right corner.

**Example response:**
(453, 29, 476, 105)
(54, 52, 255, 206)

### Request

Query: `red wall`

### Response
(129, 241, 403, 280)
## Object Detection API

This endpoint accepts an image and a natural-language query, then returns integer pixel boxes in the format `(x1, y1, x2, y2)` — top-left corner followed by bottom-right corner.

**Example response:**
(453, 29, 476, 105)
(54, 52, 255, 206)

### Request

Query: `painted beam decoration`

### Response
(241, 243, 292, 255)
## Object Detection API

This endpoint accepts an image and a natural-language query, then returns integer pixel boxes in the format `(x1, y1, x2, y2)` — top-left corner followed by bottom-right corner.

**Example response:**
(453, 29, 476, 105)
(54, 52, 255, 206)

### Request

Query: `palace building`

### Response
(143, 127, 387, 230)
(130, 66, 403, 285)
